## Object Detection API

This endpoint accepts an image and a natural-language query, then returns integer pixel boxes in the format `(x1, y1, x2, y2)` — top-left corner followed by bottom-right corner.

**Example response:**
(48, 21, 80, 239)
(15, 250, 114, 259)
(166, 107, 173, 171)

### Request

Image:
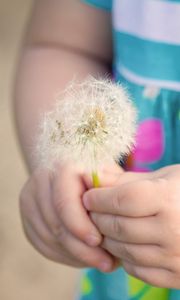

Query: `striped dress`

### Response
(77, 1, 180, 299)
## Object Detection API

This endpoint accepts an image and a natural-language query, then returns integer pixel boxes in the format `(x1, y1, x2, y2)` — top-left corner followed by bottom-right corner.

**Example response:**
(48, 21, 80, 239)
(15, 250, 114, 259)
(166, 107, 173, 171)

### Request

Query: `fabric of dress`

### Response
(77, 0, 180, 299)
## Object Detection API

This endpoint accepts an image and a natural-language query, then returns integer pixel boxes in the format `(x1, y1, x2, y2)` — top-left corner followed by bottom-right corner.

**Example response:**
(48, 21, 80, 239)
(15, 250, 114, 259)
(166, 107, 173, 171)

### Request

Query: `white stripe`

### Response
(117, 64, 180, 92)
(113, 0, 180, 45)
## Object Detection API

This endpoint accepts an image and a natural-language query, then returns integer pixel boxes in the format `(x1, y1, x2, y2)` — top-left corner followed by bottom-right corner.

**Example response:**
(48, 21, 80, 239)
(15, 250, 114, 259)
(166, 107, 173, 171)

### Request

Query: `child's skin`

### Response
(19, 163, 120, 272)
(14, 0, 117, 273)
(83, 165, 180, 288)
(14, 0, 180, 287)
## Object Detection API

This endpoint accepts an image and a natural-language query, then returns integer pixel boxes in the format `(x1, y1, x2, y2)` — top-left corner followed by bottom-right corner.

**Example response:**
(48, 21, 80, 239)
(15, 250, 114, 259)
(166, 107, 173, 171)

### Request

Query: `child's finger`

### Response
(24, 215, 116, 272)
(90, 213, 160, 244)
(22, 218, 87, 268)
(33, 170, 66, 240)
(20, 189, 90, 268)
(54, 226, 116, 273)
(122, 261, 174, 288)
(83, 179, 162, 217)
(21, 193, 116, 272)
(52, 164, 102, 247)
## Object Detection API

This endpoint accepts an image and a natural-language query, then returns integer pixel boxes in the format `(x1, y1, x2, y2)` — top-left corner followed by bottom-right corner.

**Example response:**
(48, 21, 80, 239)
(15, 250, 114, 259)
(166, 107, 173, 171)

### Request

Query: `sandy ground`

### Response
(0, 1, 79, 299)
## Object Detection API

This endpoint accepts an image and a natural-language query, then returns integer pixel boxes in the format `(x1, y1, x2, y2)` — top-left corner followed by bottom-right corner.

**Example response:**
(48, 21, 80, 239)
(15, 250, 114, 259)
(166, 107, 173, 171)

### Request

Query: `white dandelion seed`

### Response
(36, 77, 137, 179)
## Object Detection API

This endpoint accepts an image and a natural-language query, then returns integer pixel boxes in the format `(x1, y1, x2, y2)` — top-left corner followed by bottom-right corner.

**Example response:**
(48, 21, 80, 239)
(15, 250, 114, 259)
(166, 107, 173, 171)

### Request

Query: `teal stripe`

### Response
(114, 31, 180, 82)
(81, 0, 112, 10)
(170, 289, 180, 299)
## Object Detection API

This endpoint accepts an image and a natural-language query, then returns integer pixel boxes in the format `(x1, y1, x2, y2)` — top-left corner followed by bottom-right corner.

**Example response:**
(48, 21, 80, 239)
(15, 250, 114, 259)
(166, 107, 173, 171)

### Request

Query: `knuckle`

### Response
(51, 221, 65, 239)
(169, 256, 180, 275)
(52, 189, 68, 216)
(112, 188, 121, 211)
(53, 193, 67, 217)
(122, 244, 135, 262)
(113, 217, 122, 235)
(41, 231, 55, 246)
(46, 236, 57, 247)
(164, 221, 180, 252)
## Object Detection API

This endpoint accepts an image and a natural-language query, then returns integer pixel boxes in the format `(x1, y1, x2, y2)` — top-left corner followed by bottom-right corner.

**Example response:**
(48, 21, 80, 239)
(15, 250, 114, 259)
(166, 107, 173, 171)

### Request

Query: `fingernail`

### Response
(99, 261, 112, 272)
(83, 195, 90, 210)
(86, 234, 100, 246)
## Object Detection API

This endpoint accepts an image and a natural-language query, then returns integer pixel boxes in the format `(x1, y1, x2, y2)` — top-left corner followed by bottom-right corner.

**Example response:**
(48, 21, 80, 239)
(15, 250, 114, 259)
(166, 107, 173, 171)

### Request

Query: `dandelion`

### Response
(36, 77, 137, 187)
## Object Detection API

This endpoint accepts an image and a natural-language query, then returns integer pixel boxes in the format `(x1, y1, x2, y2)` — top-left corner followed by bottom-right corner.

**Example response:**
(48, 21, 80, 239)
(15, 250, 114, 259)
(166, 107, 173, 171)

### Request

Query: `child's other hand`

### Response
(20, 163, 117, 272)
(83, 165, 180, 287)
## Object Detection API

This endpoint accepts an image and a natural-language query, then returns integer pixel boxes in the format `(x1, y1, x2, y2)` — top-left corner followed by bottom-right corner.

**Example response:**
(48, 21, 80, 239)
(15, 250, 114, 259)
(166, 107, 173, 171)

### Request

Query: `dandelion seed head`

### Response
(36, 77, 137, 171)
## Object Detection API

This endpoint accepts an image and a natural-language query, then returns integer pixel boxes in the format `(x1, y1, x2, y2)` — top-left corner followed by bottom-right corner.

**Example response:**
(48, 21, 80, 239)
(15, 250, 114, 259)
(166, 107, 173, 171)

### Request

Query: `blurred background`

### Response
(0, 0, 79, 299)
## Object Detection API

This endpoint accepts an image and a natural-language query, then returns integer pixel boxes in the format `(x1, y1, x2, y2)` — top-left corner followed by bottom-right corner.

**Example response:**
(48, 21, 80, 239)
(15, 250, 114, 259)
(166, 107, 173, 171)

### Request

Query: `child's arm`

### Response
(14, 0, 112, 170)
(14, 0, 117, 271)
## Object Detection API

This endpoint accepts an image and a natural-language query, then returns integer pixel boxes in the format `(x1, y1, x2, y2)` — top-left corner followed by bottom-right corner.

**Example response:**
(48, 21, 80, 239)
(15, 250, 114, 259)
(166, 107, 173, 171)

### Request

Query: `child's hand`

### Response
(83, 165, 180, 287)
(20, 163, 117, 272)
